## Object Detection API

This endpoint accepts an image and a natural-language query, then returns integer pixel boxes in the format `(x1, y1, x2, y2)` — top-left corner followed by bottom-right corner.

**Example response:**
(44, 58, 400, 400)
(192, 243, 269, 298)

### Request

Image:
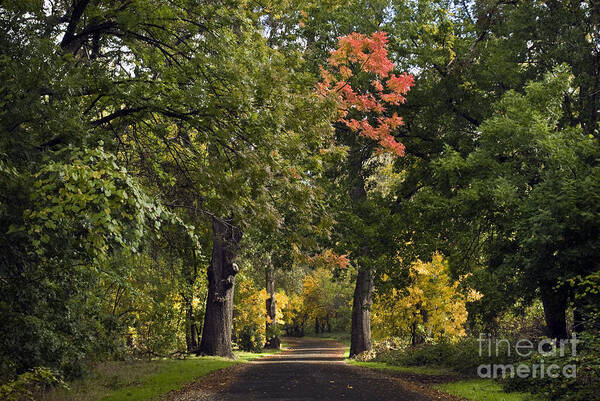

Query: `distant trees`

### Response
(302, 267, 353, 334)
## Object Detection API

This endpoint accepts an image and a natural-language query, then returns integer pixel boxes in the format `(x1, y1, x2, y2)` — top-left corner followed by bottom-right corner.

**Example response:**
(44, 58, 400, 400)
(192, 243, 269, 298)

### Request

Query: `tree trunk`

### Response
(326, 314, 331, 333)
(540, 280, 569, 339)
(183, 251, 200, 353)
(265, 257, 280, 349)
(347, 137, 374, 357)
(198, 217, 242, 357)
(350, 268, 374, 357)
(185, 303, 198, 352)
(315, 316, 320, 334)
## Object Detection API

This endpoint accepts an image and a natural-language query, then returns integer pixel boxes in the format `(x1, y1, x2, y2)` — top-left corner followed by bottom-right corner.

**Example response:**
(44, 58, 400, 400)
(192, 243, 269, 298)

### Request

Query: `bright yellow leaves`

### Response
(372, 253, 481, 343)
(234, 277, 288, 349)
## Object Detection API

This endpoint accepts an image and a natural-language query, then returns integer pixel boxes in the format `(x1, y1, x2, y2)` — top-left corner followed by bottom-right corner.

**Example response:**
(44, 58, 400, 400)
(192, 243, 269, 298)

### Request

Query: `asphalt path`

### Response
(169, 337, 434, 401)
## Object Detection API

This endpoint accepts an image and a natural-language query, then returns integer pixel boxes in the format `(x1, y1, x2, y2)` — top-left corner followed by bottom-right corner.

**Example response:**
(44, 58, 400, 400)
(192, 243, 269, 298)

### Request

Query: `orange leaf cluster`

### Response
(308, 249, 350, 270)
(317, 31, 414, 156)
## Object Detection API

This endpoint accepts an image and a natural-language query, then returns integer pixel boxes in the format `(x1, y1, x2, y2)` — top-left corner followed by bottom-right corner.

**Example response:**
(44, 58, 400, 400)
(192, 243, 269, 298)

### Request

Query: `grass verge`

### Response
(307, 331, 351, 346)
(38, 346, 284, 401)
(351, 360, 540, 401)
(347, 360, 455, 376)
(435, 379, 541, 401)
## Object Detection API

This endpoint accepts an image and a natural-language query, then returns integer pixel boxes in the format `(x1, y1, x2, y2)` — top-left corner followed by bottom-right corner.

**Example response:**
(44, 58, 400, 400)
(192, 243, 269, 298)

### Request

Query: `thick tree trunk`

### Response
(350, 268, 374, 356)
(540, 280, 569, 339)
(347, 138, 374, 357)
(265, 258, 280, 349)
(198, 217, 242, 357)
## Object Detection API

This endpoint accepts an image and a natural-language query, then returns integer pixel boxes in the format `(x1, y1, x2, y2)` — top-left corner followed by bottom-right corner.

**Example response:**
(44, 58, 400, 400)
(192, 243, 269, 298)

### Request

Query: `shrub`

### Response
(0, 367, 66, 401)
(367, 336, 523, 376)
(502, 332, 600, 401)
(236, 326, 265, 353)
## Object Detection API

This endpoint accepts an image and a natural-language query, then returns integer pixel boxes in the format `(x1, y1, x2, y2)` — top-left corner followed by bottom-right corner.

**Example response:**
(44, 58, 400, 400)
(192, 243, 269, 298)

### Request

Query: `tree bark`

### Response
(198, 217, 242, 357)
(183, 251, 199, 353)
(350, 268, 374, 357)
(348, 138, 374, 357)
(185, 303, 198, 352)
(264, 257, 280, 349)
(540, 280, 569, 339)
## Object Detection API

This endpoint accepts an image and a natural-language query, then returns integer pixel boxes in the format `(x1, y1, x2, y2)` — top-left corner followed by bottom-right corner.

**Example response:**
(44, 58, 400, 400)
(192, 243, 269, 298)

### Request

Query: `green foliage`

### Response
(24, 145, 188, 260)
(0, 145, 194, 379)
(236, 326, 266, 353)
(502, 332, 600, 401)
(403, 65, 600, 333)
(301, 267, 353, 333)
(0, 367, 66, 401)
(0, 0, 333, 381)
(436, 379, 537, 401)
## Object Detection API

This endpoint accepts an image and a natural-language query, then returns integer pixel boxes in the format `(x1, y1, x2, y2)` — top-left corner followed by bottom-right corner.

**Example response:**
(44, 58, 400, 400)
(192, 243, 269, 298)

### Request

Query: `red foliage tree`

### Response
(318, 31, 414, 156)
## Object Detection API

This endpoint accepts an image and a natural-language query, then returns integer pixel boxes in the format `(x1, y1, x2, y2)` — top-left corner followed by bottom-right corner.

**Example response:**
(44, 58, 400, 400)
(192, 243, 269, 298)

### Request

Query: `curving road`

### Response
(169, 337, 435, 401)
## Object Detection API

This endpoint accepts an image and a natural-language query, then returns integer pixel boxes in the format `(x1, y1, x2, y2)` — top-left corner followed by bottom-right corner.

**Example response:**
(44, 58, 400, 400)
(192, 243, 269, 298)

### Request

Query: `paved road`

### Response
(170, 337, 434, 401)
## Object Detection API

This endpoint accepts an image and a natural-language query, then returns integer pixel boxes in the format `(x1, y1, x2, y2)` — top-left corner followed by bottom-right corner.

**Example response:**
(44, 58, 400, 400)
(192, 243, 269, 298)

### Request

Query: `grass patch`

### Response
(37, 345, 285, 401)
(352, 360, 539, 401)
(307, 332, 351, 346)
(235, 346, 285, 362)
(347, 360, 455, 376)
(435, 379, 541, 401)
(38, 357, 236, 401)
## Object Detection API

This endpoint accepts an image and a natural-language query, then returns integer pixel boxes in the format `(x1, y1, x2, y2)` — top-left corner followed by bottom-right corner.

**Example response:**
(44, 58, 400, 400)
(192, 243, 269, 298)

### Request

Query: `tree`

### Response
(372, 253, 480, 343)
(426, 68, 600, 339)
(318, 31, 413, 356)
(0, 0, 334, 373)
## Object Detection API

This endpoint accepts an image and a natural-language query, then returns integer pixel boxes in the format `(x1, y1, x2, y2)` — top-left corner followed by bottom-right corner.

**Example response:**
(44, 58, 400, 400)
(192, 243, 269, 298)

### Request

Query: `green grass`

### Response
(435, 379, 541, 401)
(351, 360, 539, 401)
(98, 358, 235, 401)
(235, 346, 285, 362)
(38, 346, 285, 401)
(38, 357, 236, 401)
(307, 331, 351, 346)
(347, 360, 455, 376)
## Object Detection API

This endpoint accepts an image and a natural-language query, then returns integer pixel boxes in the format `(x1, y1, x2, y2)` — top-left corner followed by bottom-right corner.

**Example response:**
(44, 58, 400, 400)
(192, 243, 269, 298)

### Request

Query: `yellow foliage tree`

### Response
(234, 277, 289, 351)
(372, 253, 481, 343)
(281, 293, 307, 336)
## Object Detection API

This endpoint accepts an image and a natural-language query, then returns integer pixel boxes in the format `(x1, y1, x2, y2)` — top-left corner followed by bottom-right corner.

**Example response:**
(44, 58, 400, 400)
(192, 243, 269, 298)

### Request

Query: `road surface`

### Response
(168, 337, 440, 401)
